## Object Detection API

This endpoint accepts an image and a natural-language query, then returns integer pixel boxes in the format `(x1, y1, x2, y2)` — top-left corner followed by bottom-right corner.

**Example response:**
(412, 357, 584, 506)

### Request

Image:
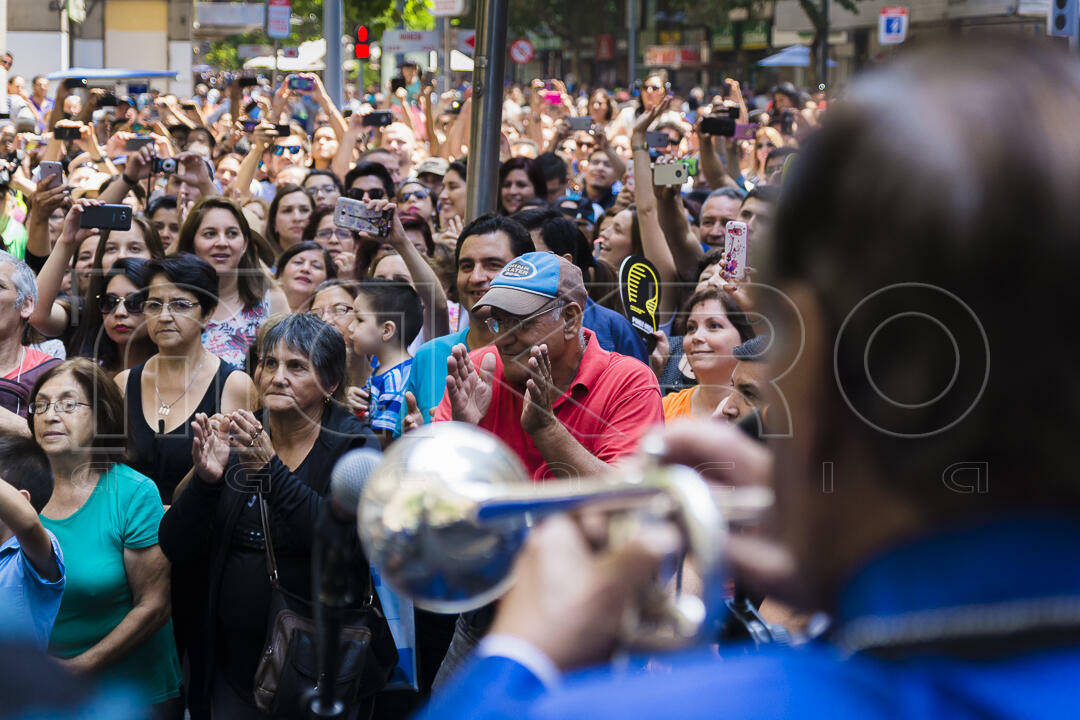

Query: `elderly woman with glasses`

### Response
(32, 358, 183, 717)
(159, 313, 386, 718)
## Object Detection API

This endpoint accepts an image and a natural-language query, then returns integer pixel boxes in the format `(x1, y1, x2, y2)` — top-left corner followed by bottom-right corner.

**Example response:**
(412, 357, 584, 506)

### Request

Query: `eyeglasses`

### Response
(144, 298, 199, 315)
(309, 303, 353, 318)
(484, 302, 563, 336)
(314, 227, 354, 242)
(644, 84, 664, 92)
(399, 188, 429, 202)
(346, 187, 386, 201)
(758, 141, 777, 150)
(272, 145, 304, 156)
(98, 291, 146, 315)
(28, 398, 92, 415)
(306, 184, 339, 197)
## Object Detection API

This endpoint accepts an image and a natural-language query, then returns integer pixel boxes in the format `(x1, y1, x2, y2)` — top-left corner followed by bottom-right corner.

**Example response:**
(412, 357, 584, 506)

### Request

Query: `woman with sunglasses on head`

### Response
(265, 183, 314, 257)
(174, 196, 289, 368)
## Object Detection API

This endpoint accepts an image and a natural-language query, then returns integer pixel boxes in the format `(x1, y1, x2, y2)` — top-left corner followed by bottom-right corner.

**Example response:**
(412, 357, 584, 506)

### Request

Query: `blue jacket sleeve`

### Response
(413, 655, 548, 720)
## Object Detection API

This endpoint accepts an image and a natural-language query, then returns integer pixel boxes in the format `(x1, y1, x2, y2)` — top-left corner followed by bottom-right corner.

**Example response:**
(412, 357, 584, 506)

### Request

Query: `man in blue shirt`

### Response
(0, 435, 64, 649)
(414, 38, 1080, 719)
(397, 214, 535, 434)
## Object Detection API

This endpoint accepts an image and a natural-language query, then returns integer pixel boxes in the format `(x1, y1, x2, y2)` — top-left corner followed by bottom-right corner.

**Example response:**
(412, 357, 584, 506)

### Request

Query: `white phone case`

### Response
(723, 221, 748, 280)
(334, 197, 392, 236)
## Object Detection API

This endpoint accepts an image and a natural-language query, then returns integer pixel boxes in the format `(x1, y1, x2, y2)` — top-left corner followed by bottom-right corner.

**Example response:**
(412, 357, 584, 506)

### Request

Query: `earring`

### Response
(324, 395, 331, 404)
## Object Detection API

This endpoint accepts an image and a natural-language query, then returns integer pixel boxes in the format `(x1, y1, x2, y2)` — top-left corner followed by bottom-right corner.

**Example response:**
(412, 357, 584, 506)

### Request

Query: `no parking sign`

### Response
(879, 6, 909, 45)
(510, 38, 535, 65)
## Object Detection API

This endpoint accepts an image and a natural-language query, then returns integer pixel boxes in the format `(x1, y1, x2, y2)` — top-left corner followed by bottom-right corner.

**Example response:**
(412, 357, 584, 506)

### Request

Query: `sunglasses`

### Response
(644, 84, 664, 92)
(272, 145, 303, 156)
(98, 291, 146, 315)
(399, 188, 430, 202)
(346, 187, 386, 201)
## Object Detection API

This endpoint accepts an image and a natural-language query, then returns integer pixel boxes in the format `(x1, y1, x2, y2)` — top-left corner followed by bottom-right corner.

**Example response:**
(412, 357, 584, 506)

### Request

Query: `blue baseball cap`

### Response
(475, 252, 586, 316)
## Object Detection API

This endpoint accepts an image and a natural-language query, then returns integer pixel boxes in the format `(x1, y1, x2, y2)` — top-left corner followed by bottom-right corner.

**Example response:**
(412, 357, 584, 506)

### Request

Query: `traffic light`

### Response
(1049, 0, 1078, 38)
(355, 25, 370, 59)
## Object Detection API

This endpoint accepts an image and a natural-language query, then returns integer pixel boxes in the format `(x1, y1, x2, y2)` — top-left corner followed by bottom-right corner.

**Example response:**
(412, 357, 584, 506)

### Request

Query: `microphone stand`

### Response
(307, 504, 355, 719)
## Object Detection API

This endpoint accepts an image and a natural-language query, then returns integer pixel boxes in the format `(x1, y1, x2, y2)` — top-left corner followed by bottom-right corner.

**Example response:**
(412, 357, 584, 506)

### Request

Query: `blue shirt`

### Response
(365, 357, 413, 432)
(394, 326, 470, 436)
(582, 298, 648, 364)
(0, 531, 65, 649)
(417, 513, 1080, 720)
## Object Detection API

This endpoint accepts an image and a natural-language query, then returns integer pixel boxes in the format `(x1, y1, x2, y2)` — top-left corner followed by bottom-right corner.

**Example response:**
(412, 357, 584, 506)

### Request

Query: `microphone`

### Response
(310, 447, 382, 719)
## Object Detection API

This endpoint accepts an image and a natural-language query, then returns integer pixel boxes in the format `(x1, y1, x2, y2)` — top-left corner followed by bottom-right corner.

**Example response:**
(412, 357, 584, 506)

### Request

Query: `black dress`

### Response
(159, 404, 382, 718)
(125, 358, 239, 505)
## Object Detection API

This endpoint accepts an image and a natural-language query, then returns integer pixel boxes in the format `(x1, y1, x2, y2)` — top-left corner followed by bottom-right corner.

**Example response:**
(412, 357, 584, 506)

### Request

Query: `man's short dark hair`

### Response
(345, 160, 395, 199)
(733, 334, 770, 362)
(745, 184, 779, 205)
(535, 152, 568, 184)
(454, 213, 536, 267)
(141, 252, 219, 319)
(765, 146, 797, 169)
(356, 277, 423, 347)
(512, 207, 561, 232)
(0, 435, 53, 513)
(146, 194, 178, 217)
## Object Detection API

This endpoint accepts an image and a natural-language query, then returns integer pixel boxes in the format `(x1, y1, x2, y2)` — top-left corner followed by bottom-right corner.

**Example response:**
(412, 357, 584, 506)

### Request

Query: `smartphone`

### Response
(334, 197, 393, 237)
(624, 160, 634, 193)
(287, 75, 315, 92)
(128, 82, 149, 95)
(723, 221, 748, 280)
(699, 116, 736, 136)
(683, 157, 699, 177)
(652, 162, 688, 186)
(362, 110, 393, 128)
(238, 76, 259, 88)
(63, 78, 87, 91)
(274, 124, 292, 137)
(567, 117, 592, 132)
(53, 126, 80, 141)
(39, 161, 63, 185)
(645, 131, 671, 148)
(241, 119, 259, 133)
(390, 77, 406, 95)
(542, 91, 562, 105)
(733, 123, 758, 141)
(125, 137, 154, 152)
(80, 204, 133, 231)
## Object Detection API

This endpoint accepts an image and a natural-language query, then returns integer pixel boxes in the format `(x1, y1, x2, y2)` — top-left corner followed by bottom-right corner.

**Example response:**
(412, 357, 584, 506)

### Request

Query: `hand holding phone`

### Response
(287, 75, 315, 92)
(38, 161, 64, 186)
(723, 221, 748, 280)
(645, 131, 671, 148)
(53, 125, 81, 142)
(335, 196, 393, 237)
(362, 110, 393, 128)
(80, 204, 133, 231)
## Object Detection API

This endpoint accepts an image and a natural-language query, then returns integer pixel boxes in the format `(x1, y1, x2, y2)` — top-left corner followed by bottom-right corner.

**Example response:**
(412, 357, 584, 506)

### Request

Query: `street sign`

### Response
(382, 30, 440, 54)
(458, 30, 476, 56)
(596, 34, 615, 61)
(266, 0, 291, 40)
(509, 38, 535, 65)
(879, 6, 909, 45)
(280, 46, 299, 59)
(431, 0, 469, 16)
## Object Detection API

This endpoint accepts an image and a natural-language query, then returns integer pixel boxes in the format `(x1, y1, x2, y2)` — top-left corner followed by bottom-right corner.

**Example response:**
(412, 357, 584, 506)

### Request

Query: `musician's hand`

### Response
(489, 514, 681, 672)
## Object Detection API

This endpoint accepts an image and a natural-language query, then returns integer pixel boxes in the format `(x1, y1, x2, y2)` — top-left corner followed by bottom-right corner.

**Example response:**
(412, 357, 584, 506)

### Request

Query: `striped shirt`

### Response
(365, 358, 413, 432)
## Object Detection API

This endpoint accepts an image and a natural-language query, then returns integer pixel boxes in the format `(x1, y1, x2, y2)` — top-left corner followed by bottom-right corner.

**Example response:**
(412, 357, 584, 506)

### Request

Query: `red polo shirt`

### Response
(434, 330, 665, 480)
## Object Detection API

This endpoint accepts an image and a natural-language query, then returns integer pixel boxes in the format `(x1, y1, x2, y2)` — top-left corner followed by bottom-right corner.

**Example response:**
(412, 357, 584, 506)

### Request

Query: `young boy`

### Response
(349, 277, 423, 446)
(0, 435, 65, 649)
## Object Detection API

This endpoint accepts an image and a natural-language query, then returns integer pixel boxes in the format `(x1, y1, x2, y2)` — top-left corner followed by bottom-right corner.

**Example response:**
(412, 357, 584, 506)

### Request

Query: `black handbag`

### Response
(252, 491, 398, 716)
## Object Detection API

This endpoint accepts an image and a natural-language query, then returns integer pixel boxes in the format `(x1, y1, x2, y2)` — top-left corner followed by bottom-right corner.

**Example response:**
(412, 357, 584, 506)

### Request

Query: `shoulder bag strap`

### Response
(257, 489, 281, 589)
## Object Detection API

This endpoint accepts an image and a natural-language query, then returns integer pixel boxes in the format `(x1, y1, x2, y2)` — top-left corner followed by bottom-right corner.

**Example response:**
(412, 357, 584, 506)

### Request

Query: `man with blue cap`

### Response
(432, 250, 664, 481)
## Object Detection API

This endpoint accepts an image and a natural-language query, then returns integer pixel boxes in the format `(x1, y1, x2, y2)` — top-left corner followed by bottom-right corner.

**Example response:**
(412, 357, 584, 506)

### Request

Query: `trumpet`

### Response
(359, 422, 772, 650)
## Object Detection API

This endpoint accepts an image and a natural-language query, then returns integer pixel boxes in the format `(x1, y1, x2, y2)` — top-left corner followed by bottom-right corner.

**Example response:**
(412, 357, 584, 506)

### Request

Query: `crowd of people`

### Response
(2, 31, 1075, 720)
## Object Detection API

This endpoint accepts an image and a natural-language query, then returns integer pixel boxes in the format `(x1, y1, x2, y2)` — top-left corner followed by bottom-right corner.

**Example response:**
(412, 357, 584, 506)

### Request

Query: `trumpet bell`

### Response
(359, 421, 534, 613)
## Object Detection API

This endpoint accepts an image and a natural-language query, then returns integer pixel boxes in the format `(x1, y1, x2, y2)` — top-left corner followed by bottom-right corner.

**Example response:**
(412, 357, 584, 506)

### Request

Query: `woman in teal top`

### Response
(29, 358, 182, 718)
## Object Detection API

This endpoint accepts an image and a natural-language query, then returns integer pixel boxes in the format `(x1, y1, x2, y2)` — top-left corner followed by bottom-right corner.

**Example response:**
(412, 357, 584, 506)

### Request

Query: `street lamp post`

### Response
(464, 0, 509, 220)
(324, 0, 345, 107)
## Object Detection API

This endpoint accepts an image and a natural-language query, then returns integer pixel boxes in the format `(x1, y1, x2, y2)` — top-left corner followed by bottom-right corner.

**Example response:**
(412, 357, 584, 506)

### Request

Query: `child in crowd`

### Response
(348, 277, 423, 446)
(0, 435, 65, 649)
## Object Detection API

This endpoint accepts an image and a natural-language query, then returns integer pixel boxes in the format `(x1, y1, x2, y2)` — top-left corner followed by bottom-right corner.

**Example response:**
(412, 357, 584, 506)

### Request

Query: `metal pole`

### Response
(441, 16, 451, 93)
(324, 0, 344, 107)
(465, 0, 509, 220)
(273, 39, 280, 89)
(817, 0, 829, 89)
(627, 0, 637, 87)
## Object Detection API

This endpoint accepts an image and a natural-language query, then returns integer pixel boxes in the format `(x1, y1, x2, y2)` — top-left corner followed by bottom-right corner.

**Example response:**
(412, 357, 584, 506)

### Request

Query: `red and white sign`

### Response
(879, 6, 909, 45)
(382, 30, 440, 54)
(458, 30, 476, 56)
(596, 34, 615, 61)
(431, 0, 468, 16)
(280, 46, 299, 58)
(509, 38, 535, 65)
(266, 0, 291, 40)
(643, 46, 702, 68)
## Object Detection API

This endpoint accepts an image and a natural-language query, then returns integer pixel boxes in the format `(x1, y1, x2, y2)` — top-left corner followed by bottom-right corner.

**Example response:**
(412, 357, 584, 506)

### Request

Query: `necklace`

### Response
(154, 352, 209, 416)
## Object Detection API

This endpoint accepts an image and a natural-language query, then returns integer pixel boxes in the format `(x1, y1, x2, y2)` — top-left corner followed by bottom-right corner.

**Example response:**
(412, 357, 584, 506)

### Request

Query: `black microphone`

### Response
(309, 448, 382, 719)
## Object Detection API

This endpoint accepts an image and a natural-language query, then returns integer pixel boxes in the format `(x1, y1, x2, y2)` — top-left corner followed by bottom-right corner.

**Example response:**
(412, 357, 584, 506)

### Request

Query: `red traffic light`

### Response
(355, 25, 369, 59)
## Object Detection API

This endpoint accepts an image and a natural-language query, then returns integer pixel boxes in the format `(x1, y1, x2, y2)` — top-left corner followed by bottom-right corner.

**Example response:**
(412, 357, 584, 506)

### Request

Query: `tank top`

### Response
(125, 358, 239, 504)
